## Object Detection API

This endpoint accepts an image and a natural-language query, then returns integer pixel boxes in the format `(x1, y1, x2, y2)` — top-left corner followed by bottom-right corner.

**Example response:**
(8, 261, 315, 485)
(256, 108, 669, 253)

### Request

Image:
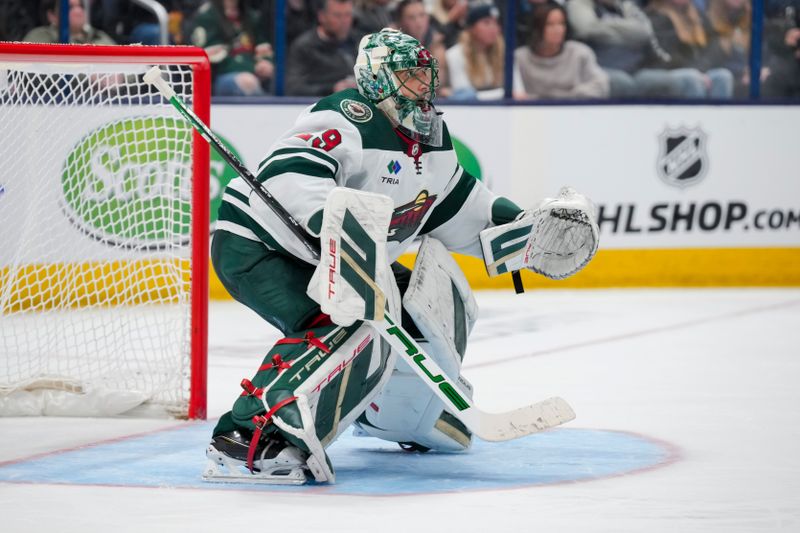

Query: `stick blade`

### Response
(472, 397, 576, 442)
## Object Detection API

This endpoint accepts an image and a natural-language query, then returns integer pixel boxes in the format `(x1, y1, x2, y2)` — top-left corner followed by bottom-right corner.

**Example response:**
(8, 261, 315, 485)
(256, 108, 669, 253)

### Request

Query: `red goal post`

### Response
(0, 43, 210, 419)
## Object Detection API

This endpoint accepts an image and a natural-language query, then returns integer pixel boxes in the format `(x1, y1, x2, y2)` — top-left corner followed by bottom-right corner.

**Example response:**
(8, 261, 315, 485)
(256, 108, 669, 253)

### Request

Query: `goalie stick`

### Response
(145, 66, 575, 441)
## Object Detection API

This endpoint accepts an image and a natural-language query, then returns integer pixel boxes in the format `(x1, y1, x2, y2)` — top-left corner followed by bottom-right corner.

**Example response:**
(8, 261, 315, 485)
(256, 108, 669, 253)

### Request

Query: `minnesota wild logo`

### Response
(387, 190, 437, 242)
(340, 99, 373, 123)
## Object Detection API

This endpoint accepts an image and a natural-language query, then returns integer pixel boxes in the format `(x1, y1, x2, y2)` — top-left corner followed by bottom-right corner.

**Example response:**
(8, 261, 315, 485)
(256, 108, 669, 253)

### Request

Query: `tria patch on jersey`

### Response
(340, 99, 373, 123)
(387, 190, 437, 242)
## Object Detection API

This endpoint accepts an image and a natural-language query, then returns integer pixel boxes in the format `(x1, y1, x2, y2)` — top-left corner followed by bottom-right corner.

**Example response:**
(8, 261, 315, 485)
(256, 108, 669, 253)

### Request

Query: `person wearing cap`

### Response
(445, 2, 525, 99)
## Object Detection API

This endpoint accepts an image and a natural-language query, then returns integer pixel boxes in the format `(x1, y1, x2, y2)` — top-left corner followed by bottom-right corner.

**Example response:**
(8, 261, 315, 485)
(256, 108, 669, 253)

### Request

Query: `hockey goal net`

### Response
(0, 43, 210, 419)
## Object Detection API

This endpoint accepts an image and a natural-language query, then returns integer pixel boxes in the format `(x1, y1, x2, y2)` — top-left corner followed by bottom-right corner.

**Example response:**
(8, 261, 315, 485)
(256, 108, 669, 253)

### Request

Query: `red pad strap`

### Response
(273, 331, 331, 354)
(239, 378, 263, 398)
(246, 395, 299, 474)
(303, 331, 331, 353)
(256, 353, 295, 374)
(271, 354, 292, 371)
(247, 421, 266, 474)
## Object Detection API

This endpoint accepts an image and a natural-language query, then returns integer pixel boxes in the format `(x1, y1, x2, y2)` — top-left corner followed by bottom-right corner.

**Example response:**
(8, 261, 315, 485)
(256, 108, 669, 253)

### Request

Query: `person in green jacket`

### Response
(189, 0, 274, 96)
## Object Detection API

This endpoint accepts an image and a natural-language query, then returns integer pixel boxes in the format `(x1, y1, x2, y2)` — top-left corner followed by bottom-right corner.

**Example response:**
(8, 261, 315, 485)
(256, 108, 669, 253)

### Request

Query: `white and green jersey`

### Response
(216, 89, 521, 263)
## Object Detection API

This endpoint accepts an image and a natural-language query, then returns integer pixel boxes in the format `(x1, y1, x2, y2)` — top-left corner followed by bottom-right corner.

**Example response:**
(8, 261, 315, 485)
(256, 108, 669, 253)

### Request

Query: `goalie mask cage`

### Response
(0, 43, 210, 419)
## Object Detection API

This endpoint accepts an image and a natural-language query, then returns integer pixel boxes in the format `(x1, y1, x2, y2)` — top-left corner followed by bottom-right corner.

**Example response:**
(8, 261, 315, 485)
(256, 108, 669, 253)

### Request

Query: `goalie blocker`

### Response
(308, 190, 488, 453)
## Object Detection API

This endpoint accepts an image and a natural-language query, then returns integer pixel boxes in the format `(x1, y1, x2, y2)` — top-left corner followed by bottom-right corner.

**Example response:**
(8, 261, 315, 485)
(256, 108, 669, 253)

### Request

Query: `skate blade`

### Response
(202, 457, 308, 485)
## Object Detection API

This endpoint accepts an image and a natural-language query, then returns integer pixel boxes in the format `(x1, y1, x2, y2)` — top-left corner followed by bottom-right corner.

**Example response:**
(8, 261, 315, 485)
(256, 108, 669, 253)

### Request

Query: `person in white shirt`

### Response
(514, 3, 610, 99)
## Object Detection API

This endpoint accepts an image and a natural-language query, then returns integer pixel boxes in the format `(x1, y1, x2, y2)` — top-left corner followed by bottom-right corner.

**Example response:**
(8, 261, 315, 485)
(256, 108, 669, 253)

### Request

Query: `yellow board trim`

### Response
(437, 248, 800, 289)
(2, 260, 191, 313)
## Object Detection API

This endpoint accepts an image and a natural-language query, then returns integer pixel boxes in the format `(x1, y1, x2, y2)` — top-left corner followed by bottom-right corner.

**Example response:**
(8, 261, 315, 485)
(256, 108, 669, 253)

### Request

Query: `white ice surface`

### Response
(1, 288, 799, 532)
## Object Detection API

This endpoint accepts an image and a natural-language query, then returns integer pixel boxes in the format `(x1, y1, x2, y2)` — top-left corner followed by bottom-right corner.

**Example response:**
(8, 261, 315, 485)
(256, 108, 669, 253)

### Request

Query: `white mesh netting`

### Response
(0, 60, 198, 417)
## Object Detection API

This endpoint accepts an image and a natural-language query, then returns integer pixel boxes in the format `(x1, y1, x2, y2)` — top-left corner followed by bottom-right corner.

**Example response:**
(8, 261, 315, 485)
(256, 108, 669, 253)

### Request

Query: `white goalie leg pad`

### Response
(266, 321, 396, 483)
(357, 237, 478, 451)
(480, 186, 599, 280)
(402, 237, 478, 378)
(307, 187, 398, 326)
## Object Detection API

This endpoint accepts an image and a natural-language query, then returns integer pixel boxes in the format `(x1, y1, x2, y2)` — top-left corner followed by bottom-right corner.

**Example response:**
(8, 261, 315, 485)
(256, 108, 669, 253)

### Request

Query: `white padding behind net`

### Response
(0, 61, 196, 417)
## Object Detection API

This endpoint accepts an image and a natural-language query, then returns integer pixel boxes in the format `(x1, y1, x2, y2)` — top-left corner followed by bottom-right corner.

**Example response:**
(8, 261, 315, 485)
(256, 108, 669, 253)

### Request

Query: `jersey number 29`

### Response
(296, 129, 342, 152)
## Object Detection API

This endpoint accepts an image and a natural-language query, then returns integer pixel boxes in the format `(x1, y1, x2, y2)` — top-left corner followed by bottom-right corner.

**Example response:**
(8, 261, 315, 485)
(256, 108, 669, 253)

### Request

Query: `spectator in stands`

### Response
(0, 0, 38, 41)
(189, 0, 274, 96)
(285, 0, 360, 96)
(91, 0, 181, 45)
(762, 0, 800, 98)
(446, 2, 523, 99)
(647, 0, 734, 98)
(705, 0, 752, 97)
(395, 0, 451, 95)
(567, 0, 713, 98)
(514, 3, 610, 99)
(431, 0, 469, 48)
(23, 0, 116, 45)
(517, 0, 563, 45)
(286, 0, 318, 45)
(354, 0, 394, 36)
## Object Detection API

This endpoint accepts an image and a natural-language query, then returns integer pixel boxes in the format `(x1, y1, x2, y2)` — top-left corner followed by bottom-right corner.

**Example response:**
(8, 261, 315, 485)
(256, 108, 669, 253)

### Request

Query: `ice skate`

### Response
(203, 429, 309, 485)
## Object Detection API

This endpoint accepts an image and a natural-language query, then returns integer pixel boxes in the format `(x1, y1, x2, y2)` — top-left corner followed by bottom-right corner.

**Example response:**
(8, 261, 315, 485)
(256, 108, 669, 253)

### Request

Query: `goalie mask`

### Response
(354, 28, 443, 147)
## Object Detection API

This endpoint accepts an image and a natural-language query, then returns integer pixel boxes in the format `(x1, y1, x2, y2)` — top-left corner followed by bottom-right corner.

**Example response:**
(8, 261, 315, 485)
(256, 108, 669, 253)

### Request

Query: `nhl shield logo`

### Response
(657, 127, 708, 188)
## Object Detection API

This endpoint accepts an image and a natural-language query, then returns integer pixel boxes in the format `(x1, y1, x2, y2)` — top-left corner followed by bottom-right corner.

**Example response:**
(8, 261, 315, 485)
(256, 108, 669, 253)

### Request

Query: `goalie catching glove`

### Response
(480, 187, 599, 280)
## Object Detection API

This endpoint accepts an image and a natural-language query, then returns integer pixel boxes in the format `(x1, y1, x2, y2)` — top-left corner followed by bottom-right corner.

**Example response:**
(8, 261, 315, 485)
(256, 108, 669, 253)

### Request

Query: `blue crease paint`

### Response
(0, 423, 676, 495)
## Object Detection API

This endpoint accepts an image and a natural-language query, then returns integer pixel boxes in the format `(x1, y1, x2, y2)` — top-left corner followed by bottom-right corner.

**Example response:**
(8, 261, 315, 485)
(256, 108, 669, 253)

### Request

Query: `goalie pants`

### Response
(210, 230, 420, 442)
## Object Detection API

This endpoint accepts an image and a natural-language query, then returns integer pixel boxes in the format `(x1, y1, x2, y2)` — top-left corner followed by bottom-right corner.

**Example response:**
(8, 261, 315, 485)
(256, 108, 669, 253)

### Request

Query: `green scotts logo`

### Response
(61, 117, 242, 248)
(61, 116, 193, 248)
